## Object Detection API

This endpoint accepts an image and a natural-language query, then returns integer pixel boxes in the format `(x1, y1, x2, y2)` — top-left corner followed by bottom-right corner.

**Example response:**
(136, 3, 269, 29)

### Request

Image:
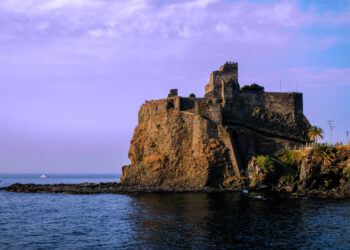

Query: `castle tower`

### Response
(205, 62, 240, 100)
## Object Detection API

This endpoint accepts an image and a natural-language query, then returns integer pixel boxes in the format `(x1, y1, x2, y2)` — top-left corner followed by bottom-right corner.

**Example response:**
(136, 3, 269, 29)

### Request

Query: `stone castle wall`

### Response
(205, 62, 238, 98)
(225, 91, 303, 117)
(264, 92, 303, 117)
(138, 97, 222, 126)
(203, 62, 302, 117)
(138, 99, 170, 124)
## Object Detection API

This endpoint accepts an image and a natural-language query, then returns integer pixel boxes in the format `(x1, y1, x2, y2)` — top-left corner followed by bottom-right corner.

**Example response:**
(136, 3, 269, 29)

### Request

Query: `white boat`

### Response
(40, 174, 49, 178)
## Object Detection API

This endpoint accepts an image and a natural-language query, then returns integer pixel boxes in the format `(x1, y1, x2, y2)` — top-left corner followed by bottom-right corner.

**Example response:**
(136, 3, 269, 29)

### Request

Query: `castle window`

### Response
(156, 107, 158, 112)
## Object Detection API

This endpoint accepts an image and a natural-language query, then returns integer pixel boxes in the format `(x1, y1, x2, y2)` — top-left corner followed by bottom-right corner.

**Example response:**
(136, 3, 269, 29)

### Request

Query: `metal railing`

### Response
(284, 142, 347, 151)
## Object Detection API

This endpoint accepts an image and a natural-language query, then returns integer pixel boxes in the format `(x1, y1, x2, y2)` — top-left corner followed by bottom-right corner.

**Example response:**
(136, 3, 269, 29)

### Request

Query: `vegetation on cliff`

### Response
(244, 145, 350, 197)
(275, 145, 350, 197)
(240, 83, 264, 92)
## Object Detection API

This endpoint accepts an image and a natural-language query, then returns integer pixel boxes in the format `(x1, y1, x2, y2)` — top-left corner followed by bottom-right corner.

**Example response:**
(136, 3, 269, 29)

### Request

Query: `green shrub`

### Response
(315, 145, 335, 164)
(250, 83, 264, 91)
(189, 93, 196, 98)
(275, 150, 301, 170)
(240, 85, 250, 91)
(256, 155, 275, 173)
(240, 83, 264, 92)
(316, 145, 332, 152)
(346, 168, 350, 175)
(281, 173, 294, 183)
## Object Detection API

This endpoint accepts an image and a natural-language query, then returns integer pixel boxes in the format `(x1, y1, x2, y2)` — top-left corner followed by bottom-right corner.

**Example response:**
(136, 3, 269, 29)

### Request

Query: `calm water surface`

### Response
(0, 174, 349, 249)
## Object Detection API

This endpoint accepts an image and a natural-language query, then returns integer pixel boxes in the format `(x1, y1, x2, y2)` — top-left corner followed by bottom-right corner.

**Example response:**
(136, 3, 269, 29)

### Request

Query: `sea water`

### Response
(0, 174, 349, 249)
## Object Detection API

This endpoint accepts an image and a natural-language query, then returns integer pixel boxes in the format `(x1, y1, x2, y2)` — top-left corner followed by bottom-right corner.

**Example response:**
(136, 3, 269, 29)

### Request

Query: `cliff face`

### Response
(120, 102, 240, 189)
(296, 146, 350, 196)
(271, 146, 350, 197)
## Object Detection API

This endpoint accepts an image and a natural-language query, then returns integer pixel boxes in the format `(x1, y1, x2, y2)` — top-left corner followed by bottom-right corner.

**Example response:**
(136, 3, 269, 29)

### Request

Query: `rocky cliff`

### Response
(120, 103, 241, 189)
(277, 145, 350, 197)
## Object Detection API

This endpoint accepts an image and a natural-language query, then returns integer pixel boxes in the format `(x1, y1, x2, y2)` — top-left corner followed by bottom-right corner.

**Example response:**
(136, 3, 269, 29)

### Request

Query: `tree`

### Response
(240, 83, 264, 91)
(308, 126, 324, 144)
(240, 85, 250, 91)
(189, 93, 196, 98)
(250, 83, 264, 91)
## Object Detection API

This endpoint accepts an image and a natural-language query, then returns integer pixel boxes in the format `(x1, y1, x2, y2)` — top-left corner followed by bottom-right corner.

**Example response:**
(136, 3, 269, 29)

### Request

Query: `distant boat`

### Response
(40, 174, 49, 178)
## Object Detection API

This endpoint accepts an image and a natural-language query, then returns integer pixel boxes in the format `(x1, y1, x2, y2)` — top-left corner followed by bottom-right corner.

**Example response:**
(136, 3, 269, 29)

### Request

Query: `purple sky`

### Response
(1, 0, 349, 173)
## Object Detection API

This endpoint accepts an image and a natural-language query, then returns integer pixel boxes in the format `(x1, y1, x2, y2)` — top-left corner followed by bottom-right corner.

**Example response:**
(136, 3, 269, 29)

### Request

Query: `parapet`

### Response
(168, 89, 178, 98)
(264, 92, 303, 117)
(219, 62, 238, 72)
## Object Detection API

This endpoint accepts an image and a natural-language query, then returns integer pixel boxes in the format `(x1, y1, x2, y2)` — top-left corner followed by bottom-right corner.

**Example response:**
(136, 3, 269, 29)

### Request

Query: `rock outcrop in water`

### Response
(3, 146, 349, 198)
(120, 62, 311, 189)
(276, 145, 350, 197)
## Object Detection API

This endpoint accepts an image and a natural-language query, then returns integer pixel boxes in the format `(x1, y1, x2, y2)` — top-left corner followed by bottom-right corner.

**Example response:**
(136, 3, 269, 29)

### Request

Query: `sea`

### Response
(0, 174, 349, 249)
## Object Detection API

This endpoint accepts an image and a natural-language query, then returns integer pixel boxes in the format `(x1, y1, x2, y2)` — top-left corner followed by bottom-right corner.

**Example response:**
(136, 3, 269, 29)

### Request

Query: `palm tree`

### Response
(308, 126, 324, 144)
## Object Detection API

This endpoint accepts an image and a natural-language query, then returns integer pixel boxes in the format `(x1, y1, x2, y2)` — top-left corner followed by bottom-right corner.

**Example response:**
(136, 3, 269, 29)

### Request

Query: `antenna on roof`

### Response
(328, 120, 334, 145)
(280, 80, 281, 92)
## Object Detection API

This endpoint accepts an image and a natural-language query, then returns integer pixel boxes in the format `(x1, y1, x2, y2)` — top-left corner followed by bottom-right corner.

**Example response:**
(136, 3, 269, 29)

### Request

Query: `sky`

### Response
(0, 0, 349, 173)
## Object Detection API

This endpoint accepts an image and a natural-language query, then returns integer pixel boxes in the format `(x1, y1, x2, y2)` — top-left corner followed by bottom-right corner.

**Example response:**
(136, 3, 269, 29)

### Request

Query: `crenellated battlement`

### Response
(219, 61, 238, 72)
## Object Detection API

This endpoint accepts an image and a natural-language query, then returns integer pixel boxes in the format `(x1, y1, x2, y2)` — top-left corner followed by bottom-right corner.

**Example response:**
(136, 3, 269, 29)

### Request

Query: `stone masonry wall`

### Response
(205, 69, 238, 97)
(264, 92, 303, 117)
(195, 102, 222, 124)
(138, 99, 172, 124)
(223, 91, 303, 117)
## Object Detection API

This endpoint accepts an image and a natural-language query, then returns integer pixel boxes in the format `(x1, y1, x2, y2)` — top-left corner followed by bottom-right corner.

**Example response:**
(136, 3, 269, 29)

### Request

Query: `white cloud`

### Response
(0, 0, 316, 43)
(88, 28, 114, 38)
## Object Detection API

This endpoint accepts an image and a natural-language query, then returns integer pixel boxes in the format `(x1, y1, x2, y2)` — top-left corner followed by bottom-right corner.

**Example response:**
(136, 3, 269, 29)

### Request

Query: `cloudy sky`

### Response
(0, 0, 349, 173)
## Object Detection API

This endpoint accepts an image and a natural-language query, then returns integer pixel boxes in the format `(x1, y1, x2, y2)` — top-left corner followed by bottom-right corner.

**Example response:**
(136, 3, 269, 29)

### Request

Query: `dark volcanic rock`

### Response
(275, 146, 350, 198)
(1, 183, 227, 194)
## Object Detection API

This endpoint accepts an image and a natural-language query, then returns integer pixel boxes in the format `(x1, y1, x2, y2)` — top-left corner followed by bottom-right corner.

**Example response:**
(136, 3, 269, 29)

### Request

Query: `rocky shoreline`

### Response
(0, 182, 230, 195)
(1, 182, 349, 198)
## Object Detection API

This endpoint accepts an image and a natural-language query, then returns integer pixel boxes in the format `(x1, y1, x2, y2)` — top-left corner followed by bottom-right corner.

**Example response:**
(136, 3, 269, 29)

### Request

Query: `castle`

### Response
(166, 62, 302, 122)
(140, 62, 307, 140)
(121, 62, 311, 188)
